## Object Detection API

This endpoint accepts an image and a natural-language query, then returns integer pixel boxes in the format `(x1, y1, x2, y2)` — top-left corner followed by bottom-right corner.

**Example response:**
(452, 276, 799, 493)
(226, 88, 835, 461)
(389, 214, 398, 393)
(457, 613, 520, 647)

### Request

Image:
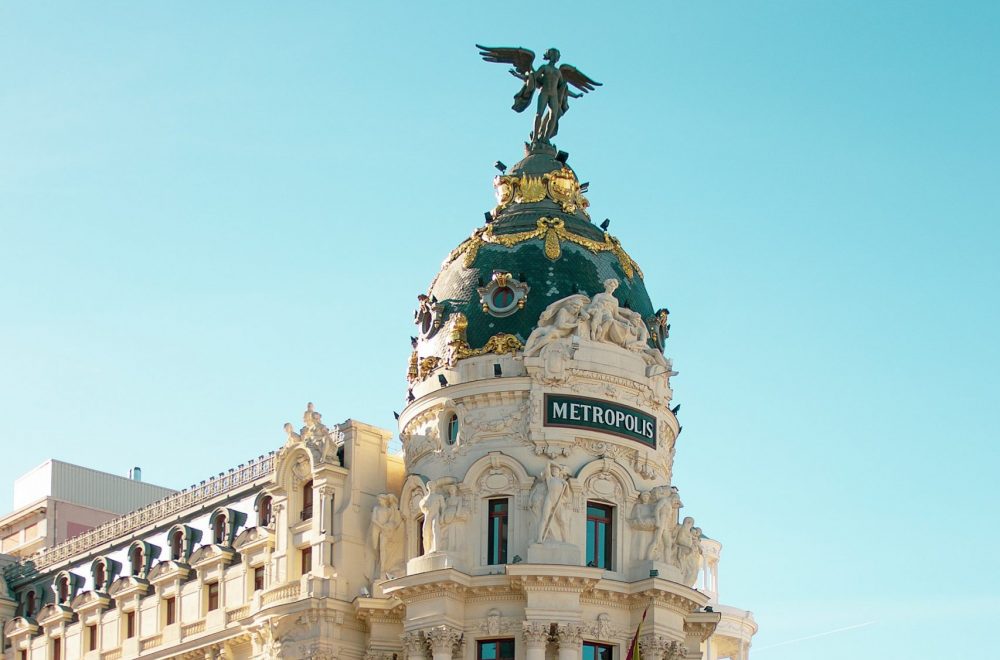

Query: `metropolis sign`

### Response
(543, 394, 657, 448)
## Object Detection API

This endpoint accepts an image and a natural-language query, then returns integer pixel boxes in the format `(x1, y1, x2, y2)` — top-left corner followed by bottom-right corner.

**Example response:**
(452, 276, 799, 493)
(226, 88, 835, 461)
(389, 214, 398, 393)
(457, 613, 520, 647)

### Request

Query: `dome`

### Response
(409, 143, 666, 383)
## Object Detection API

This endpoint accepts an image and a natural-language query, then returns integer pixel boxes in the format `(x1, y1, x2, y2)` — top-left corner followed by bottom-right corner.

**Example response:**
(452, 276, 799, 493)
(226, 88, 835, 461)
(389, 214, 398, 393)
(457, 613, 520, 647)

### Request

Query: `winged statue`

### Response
(476, 44, 602, 144)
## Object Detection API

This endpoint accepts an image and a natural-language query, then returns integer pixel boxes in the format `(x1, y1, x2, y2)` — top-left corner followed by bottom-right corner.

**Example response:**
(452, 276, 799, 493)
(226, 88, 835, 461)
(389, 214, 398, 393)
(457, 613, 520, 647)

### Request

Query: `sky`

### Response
(1, 1, 998, 658)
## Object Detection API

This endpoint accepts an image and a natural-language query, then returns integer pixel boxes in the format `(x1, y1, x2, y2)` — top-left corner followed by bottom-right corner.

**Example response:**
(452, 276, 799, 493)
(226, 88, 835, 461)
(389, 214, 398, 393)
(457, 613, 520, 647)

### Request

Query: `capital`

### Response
(425, 625, 463, 654)
(555, 623, 584, 649)
(522, 621, 551, 647)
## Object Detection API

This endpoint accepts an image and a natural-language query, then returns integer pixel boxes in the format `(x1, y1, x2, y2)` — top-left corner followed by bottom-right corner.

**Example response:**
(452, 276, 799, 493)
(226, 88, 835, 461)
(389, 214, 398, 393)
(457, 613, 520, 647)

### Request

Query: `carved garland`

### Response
(447, 313, 523, 363)
(447, 218, 642, 280)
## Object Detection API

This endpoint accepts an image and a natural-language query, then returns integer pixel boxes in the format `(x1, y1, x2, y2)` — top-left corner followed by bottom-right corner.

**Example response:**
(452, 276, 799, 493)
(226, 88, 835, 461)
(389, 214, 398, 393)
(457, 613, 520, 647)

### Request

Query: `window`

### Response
(258, 496, 272, 527)
(478, 639, 515, 660)
(586, 502, 614, 570)
(24, 590, 35, 617)
(164, 597, 176, 626)
(87, 624, 98, 651)
(206, 581, 219, 611)
(125, 611, 136, 639)
(583, 642, 613, 660)
(170, 529, 184, 561)
(415, 515, 425, 556)
(52, 637, 61, 660)
(57, 576, 69, 603)
(301, 547, 312, 575)
(20, 651, 27, 660)
(213, 513, 227, 545)
(254, 566, 265, 592)
(487, 498, 509, 565)
(447, 414, 459, 445)
(130, 545, 144, 576)
(94, 561, 106, 591)
(301, 481, 314, 521)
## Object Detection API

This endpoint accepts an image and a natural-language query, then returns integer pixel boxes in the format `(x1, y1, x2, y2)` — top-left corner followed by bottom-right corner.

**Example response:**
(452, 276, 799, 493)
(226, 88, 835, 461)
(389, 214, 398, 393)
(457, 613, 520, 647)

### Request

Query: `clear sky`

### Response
(1, 2, 997, 658)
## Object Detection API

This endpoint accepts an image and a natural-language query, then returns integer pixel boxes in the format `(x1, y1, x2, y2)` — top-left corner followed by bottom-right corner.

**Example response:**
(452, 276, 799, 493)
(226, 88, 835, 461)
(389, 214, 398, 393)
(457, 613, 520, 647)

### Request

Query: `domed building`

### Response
(0, 73, 755, 660)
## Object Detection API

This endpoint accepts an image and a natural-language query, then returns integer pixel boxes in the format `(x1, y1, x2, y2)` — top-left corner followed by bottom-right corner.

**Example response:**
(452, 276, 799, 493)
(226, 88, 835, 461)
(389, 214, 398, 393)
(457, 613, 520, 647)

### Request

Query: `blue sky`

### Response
(1, 2, 998, 658)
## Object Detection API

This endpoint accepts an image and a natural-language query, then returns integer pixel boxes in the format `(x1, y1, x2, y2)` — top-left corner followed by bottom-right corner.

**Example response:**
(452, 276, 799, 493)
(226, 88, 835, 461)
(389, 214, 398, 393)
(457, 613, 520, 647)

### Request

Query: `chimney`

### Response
(129, 467, 142, 482)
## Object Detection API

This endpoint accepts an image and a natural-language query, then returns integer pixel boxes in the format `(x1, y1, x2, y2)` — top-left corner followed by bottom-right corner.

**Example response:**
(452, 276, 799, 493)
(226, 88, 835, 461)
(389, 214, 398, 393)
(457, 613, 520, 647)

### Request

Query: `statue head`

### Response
(682, 516, 694, 528)
(544, 48, 560, 63)
(639, 491, 652, 503)
(603, 278, 619, 294)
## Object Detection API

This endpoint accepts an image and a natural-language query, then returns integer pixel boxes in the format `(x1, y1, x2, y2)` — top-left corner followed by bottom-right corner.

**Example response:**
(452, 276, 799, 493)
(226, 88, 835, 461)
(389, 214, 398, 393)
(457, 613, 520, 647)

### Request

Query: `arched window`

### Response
(57, 576, 69, 604)
(93, 561, 106, 591)
(258, 495, 272, 527)
(24, 590, 36, 617)
(130, 545, 144, 577)
(301, 481, 314, 521)
(447, 414, 459, 445)
(212, 513, 227, 545)
(170, 529, 184, 561)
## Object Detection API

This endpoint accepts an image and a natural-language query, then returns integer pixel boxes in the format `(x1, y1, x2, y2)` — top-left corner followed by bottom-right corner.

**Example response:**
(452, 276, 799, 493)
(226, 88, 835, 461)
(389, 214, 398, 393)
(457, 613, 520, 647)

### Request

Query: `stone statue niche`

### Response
(368, 494, 404, 582)
(627, 485, 703, 586)
(408, 478, 469, 573)
(526, 461, 580, 565)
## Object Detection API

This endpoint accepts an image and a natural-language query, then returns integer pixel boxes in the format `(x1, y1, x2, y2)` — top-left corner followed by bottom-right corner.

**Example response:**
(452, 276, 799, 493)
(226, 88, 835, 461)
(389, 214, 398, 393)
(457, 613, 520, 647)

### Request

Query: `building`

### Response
(1, 461, 176, 560)
(1, 78, 756, 660)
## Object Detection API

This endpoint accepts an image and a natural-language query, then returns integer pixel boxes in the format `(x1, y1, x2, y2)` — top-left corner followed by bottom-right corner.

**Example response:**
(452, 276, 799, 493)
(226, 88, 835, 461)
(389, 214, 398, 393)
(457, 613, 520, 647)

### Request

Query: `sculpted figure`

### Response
(418, 478, 453, 554)
(439, 485, 468, 551)
(476, 45, 601, 143)
(586, 279, 623, 343)
(531, 462, 571, 543)
(681, 527, 704, 587)
(647, 486, 684, 563)
(368, 494, 403, 580)
(283, 422, 301, 446)
(629, 491, 656, 531)
(524, 294, 590, 356)
(673, 516, 698, 583)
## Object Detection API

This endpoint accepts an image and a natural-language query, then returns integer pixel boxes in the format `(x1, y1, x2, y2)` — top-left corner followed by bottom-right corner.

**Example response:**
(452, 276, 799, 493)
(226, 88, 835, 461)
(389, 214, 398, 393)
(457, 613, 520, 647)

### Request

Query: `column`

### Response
(556, 623, 583, 660)
(402, 632, 428, 660)
(426, 625, 463, 660)
(523, 621, 550, 660)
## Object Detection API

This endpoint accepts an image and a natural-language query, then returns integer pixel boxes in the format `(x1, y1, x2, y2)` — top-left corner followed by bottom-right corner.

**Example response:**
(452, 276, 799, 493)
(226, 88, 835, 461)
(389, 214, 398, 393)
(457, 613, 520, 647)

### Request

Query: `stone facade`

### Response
(1, 136, 755, 660)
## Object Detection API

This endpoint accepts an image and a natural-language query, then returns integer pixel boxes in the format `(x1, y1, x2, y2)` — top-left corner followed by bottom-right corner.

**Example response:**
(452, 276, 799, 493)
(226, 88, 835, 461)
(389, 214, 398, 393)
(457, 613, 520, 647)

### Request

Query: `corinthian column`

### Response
(522, 621, 551, 660)
(556, 623, 583, 660)
(402, 632, 429, 660)
(426, 625, 463, 660)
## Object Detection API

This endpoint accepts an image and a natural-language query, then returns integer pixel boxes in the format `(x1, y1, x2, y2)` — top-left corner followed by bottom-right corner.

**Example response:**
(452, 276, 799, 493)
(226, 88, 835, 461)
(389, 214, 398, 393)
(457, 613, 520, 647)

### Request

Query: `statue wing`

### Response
(559, 64, 603, 93)
(476, 44, 536, 74)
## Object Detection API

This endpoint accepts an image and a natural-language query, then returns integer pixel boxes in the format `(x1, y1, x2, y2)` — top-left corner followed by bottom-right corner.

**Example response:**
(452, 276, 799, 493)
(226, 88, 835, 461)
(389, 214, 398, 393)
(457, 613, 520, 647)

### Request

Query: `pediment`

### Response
(233, 526, 274, 552)
(36, 603, 74, 627)
(148, 560, 192, 584)
(70, 590, 111, 612)
(189, 544, 236, 569)
(108, 576, 151, 598)
(3, 616, 38, 637)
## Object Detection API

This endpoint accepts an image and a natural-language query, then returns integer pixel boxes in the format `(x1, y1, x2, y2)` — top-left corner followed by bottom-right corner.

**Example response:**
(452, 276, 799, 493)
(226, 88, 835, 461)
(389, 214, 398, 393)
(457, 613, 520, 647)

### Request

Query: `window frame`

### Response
(486, 498, 510, 565)
(585, 501, 614, 570)
(301, 546, 313, 575)
(164, 596, 176, 626)
(206, 581, 220, 612)
(124, 610, 136, 639)
(301, 480, 314, 521)
(583, 641, 615, 660)
(477, 638, 516, 660)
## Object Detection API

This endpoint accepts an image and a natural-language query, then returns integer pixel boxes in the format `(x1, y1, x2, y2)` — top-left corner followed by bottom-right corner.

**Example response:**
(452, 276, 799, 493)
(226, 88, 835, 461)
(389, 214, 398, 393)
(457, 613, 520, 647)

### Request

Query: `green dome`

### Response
(409, 144, 660, 378)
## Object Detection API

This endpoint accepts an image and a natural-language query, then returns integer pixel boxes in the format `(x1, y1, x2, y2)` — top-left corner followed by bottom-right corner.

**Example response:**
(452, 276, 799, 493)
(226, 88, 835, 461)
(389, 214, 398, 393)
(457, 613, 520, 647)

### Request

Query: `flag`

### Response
(625, 606, 648, 660)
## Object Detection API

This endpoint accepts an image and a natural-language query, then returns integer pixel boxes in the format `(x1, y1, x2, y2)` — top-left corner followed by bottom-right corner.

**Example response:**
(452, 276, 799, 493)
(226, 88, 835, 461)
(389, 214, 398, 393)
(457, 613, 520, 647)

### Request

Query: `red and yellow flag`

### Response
(625, 606, 648, 660)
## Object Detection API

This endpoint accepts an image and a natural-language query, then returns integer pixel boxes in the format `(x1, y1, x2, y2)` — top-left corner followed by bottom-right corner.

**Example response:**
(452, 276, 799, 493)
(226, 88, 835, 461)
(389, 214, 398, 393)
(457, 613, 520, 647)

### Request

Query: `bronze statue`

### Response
(476, 45, 601, 144)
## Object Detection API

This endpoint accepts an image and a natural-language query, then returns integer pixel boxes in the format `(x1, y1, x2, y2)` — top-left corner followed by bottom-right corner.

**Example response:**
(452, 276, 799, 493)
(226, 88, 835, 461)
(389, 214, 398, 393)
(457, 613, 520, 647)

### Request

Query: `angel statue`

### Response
(476, 45, 602, 144)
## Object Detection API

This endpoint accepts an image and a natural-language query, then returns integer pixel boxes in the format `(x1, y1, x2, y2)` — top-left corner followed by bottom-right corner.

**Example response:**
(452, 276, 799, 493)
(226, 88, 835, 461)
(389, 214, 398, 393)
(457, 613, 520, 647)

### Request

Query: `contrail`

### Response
(754, 621, 877, 653)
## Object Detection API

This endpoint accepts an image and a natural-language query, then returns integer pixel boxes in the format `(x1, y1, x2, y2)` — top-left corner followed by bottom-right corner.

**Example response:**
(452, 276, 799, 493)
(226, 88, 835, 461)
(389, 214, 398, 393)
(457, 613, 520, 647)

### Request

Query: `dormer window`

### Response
(212, 513, 227, 545)
(170, 529, 184, 561)
(57, 576, 69, 604)
(258, 495, 273, 527)
(93, 561, 106, 591)
(24, 590, 36, 617)
(130, 545, 144, 577)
